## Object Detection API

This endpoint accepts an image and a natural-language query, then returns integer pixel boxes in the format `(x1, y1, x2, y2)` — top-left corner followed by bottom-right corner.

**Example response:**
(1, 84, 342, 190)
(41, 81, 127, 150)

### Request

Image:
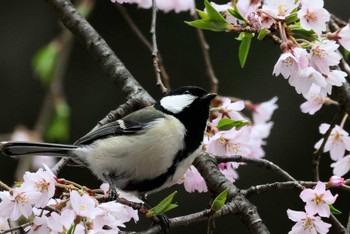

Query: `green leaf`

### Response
(66, 224, 75, 234)
(45, 102, 70, 142)
(238, 32, 253, 68)
(217, 118, 248, 131)
(227, 0, 246, 22)
(196, 9, 209, 20)
(211, 189, 228, 212)
(204, 0, 226, 23)
(186, 0, 230, 32)
(149, 191, 178, 216)
(289, 25, 317, 42)
(185, 19, 230, 32)
(329, 204, 342, 215)
(32, 42, 59, 85)
(257, 28, 268, 40)
(285, 13, 299, 25)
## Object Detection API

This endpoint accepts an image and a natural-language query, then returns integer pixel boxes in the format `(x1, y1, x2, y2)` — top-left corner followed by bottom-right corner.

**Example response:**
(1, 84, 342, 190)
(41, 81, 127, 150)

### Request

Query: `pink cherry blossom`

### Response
(329, 176, 344, 186)
(331, 155, 350, 176)
(297, 0, 330, 35)
(0, 187, 39, 220)
(218, 162, 239, 182)
(252, 97, 278, 124)
(273, 48, 309, 79)
(300, 84, 327, 115)
(315, 124, 350, 161)
(338, 24, 350, 51)
(289, 67, 327, 96)
(22, 166, 56, 208)
(177, 165, 207, 193)
(111, 0, 195, 14)
(262, 0, 298, 19)
(0, 216, 9, 231)
(47, 209, 76, 233)
(27, 216, 50, 234)
(309, 40, 341, 74)
(206, 127, 252, 157)
(70, 190, 101, 219)
(299, 181, 338, 217)
(324, 69, 347, 88)
(287, 209, 331, 234)
(218, 98, 245, 120)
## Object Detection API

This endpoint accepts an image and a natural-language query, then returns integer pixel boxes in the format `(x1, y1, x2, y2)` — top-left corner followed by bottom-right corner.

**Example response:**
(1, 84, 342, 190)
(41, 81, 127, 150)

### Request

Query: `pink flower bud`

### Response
(329, 176, 344, 186)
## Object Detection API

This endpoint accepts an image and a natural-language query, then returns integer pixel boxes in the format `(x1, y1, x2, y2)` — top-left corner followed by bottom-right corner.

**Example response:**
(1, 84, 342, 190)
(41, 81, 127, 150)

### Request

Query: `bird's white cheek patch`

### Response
(160, 94, 196, 114)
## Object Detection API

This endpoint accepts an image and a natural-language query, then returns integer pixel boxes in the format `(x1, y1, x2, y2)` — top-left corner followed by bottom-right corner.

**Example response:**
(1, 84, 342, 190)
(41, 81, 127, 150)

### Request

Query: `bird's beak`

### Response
(201, 93, 217, 102)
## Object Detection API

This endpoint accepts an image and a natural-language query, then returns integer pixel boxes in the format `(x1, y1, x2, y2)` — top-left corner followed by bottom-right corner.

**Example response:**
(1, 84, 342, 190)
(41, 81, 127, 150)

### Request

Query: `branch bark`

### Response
(45, 0, 155, 127)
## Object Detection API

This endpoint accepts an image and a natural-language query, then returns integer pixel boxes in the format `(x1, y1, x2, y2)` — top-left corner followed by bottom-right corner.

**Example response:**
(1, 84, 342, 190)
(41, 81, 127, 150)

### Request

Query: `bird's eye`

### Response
(184, 90, 190, 94)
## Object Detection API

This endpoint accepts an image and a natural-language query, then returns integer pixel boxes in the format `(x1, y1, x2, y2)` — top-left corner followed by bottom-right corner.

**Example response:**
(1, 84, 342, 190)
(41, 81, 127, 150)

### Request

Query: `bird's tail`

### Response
(0, 141, 78, 157)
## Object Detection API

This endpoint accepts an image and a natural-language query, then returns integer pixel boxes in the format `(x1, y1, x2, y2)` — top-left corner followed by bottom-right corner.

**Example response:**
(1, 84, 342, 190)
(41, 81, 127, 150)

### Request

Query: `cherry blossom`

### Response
(315, 124, 350, 161)
(21, 166, 56, 208)
(331, 155, 350, 176)
(217, 98, 245, 120)
(177, 165, 208, 193)
(300, 84, 327, 115)
(111, 0, 195, 14)
(299, 181, 338, 217)
(251, 97, 278, 124)
(329, 175, 344, 186)
(27, 216, 51, 234)
(289, 67, 327, 96)
(262, 0, 298, 19)
(273, 48, 308, 79)
(324, 69, 347, 88)
(70, 190, 101, 219)
(309, 40, 341, 74)
(218, 162, 239, 183)
(47, 209, 76, 233)
(297, 0, 330, 35)
(287, 209, 331, 234)
(206, 127, 252, 157)
(0, 216, 9, 232)
(337, 24, 350, 51)
(0, 187, 38, 221)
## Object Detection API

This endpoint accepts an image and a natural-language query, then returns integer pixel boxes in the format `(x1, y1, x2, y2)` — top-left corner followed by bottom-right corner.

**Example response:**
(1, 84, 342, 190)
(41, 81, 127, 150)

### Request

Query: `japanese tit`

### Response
(0, 86, 216, 196)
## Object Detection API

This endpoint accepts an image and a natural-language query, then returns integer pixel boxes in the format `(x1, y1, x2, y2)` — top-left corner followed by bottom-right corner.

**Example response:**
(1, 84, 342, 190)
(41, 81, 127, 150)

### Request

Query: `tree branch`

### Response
(194, 152, 270, 233)
(45, 0, 156, 127)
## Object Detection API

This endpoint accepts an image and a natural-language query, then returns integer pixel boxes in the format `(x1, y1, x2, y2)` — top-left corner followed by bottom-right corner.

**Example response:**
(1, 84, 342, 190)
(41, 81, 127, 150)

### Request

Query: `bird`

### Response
(0, 86, 216, 197)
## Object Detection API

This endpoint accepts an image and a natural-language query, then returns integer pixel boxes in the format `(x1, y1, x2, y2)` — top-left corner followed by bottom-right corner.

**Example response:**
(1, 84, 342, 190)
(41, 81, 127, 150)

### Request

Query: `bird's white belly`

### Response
(81, 116, 186, 186)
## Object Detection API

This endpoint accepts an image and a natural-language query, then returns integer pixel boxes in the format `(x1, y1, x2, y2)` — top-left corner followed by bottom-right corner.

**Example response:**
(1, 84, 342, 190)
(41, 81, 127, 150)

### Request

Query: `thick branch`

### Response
(194, 153, 270, 233)
(45, 0, 155, 126)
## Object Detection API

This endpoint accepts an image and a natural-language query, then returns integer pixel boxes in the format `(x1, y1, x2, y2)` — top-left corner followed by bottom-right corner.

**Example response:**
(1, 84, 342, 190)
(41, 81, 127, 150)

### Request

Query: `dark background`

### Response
(0, 0, 349, 233)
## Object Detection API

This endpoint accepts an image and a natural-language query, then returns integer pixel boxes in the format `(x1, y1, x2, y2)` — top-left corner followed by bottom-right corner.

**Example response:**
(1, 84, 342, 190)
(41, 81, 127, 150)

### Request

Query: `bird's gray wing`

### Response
(74, 107, 165, 146)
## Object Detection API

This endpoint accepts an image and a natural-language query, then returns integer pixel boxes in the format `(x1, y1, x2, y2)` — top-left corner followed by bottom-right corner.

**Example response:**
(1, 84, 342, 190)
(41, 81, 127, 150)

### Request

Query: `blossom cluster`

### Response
(111, 0, 195, 14)
(178, 96, 278, 192)
(315, 123, 350, 177)
(287, 181, 338, 234)
(0, 166, 140, 233)
(209, 0, 350, 115)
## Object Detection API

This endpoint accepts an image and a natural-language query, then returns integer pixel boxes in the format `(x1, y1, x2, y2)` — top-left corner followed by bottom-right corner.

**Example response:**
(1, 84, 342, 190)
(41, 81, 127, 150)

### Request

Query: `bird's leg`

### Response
(142, 195, 170, 234)
(103, 172, 119, 201)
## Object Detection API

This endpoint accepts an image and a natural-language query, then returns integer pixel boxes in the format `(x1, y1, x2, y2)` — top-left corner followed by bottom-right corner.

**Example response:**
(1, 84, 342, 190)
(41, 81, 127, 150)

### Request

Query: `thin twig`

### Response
(0, 221, 33, 234)
(215, 155, 300, 186)
(150, 0, 167, 94)
(192, 12, 218, 93)
(114, 4, 171, 90)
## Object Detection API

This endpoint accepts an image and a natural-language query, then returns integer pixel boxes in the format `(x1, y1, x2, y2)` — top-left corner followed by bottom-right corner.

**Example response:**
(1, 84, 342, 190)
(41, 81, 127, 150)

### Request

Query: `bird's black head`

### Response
(155, 86, 216, 117)
(155, 86, 216, 156)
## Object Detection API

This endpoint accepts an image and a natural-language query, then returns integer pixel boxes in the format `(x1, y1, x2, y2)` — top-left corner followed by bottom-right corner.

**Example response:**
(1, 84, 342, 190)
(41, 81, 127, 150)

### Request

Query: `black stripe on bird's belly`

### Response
(123, 163, 177, 193)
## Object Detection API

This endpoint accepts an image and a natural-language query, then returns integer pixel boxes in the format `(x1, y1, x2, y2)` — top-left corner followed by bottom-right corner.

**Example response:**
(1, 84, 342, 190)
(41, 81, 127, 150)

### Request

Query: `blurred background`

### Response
(0, 0, 349, 233)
